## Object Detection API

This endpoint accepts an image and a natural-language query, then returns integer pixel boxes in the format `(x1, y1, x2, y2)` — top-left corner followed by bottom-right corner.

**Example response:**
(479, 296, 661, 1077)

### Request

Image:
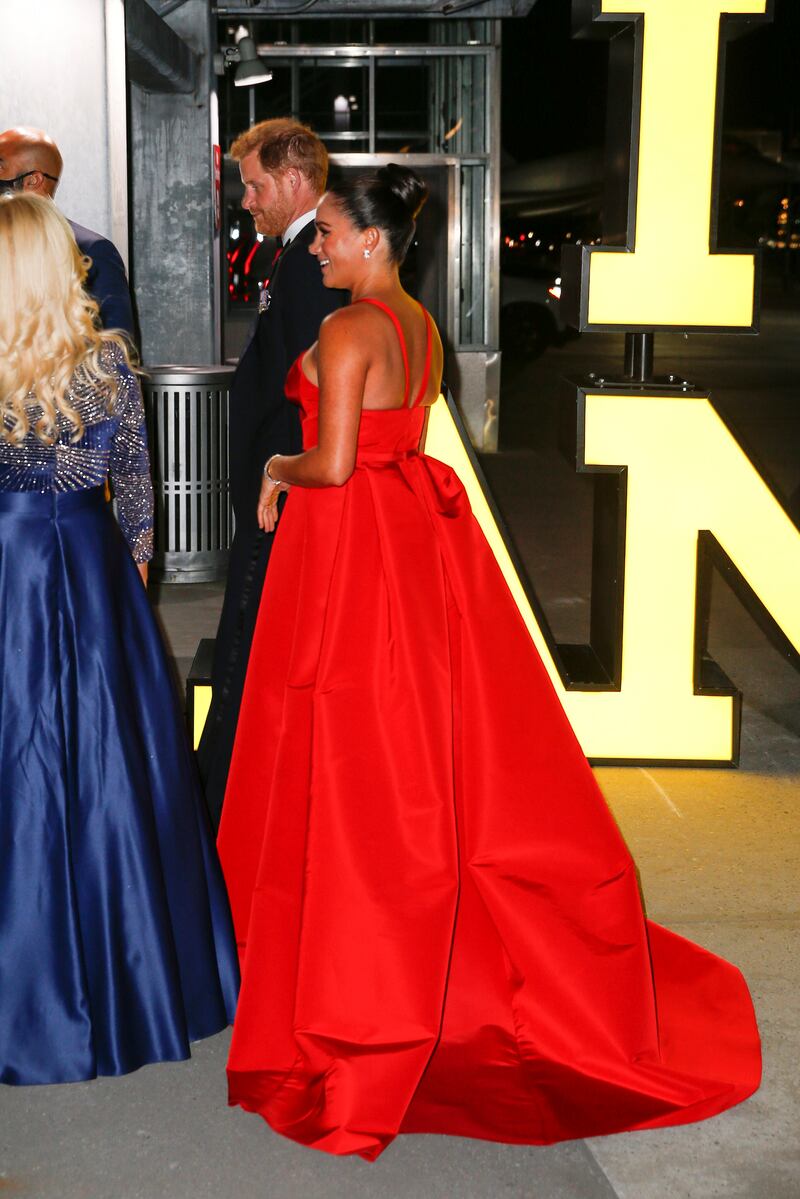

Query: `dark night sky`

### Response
(501, 0, 799, 163)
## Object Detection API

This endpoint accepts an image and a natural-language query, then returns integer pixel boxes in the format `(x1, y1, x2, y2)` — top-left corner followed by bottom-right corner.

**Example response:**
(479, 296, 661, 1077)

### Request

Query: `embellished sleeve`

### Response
(107, 351, 154, 562)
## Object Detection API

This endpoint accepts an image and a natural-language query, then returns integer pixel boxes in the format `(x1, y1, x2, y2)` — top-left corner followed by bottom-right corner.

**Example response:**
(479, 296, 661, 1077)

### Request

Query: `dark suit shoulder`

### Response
(68, 219, 107, 254)
(284, 239, 320, 276)
(275, 227, 322, 286)
(274, 273, 346, 366)
(278, 228, 347, 309)
(67, 219, 135, 339)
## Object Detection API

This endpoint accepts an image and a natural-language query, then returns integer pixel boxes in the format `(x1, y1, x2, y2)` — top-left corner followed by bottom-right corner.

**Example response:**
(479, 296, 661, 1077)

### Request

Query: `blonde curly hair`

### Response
(0, 193, 133, 445)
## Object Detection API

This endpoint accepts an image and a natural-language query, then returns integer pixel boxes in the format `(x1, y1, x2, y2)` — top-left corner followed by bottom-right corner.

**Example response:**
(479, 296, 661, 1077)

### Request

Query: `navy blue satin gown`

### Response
(0, 349, 238, 1085)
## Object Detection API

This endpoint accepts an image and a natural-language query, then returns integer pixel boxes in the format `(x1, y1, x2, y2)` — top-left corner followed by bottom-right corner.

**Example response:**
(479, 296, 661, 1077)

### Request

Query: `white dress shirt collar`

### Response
(282, 208, 317, 247)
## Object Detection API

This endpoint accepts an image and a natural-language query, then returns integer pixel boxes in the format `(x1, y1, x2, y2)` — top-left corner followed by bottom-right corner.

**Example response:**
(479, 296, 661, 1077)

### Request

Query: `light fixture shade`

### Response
(234, 60, 273, 86)
(233, 34, 272, 87)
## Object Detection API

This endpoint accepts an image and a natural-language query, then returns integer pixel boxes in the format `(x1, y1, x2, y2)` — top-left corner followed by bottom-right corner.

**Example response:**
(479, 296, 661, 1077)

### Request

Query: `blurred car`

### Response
(500, 260, 568, 358)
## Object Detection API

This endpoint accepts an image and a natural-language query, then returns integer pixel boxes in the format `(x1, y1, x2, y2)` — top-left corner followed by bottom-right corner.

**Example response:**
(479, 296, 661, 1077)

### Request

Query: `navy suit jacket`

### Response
(229, 220, 348, 527)
(196, 219, 348, 822)
(69, 220, 135, 340)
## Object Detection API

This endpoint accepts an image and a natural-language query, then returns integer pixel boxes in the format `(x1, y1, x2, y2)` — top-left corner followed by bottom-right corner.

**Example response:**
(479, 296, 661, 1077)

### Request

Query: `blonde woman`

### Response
(0, 194, 237, 1086)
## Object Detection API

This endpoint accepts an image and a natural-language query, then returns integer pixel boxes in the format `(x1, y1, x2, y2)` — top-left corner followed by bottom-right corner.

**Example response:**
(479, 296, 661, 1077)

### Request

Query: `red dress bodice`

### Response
(284, 296, 432, 466)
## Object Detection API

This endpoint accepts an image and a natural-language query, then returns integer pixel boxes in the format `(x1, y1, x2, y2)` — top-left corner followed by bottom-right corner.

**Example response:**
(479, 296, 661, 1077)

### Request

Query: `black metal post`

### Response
(624, 332, 654, 382)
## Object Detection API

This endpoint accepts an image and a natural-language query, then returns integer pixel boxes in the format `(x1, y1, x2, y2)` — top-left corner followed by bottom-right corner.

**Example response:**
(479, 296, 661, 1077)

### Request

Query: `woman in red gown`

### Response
(218, 165, 760, 1160)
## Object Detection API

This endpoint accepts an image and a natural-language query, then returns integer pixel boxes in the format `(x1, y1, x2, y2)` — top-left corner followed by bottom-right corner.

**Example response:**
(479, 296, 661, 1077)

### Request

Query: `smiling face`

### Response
(239, 149, 295, 237)
(310, 193, 374, 290)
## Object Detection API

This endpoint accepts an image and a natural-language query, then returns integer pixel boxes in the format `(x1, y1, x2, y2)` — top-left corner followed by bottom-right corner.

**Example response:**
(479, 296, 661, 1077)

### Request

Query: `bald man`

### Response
(0, 127, 134, 338)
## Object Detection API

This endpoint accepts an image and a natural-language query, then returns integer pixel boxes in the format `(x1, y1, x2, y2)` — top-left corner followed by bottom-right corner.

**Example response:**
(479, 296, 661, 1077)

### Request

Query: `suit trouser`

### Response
(196, 521, 276, 829)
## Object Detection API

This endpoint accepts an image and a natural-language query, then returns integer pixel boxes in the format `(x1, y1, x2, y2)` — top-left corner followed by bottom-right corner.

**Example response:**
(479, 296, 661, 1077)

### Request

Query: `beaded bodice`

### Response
(0, 347, 154, 562)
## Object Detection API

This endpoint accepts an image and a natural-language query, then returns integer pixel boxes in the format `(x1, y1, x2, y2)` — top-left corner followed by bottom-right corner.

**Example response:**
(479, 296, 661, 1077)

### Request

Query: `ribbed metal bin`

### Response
(143, 365, 234, 583)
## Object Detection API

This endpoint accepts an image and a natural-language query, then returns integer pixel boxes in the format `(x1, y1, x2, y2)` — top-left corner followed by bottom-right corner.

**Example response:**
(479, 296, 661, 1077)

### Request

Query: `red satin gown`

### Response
(218, 299, 760, 1160)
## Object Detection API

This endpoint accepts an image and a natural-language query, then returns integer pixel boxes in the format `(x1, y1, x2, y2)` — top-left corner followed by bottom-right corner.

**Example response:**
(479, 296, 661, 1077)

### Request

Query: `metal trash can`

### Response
(143, 365, 234, 583)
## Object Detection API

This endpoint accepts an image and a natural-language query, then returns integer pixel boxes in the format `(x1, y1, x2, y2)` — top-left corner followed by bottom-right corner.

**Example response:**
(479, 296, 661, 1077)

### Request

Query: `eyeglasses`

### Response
(0, 170, 59, 194)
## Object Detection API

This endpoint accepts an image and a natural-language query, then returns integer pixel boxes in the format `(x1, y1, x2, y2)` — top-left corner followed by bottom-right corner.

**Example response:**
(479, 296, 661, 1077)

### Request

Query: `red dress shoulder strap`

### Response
(412, 307, 433, 409)
(355, 298, 410, 407)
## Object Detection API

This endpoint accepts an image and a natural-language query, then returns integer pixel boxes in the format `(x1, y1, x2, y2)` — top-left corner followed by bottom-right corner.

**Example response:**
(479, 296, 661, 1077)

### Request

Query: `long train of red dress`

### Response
(218, 300, 760, 1160)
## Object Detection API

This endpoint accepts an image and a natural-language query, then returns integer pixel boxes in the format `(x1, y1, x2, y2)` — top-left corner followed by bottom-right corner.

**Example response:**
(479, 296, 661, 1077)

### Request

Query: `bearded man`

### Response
(198, 119, 346, 826)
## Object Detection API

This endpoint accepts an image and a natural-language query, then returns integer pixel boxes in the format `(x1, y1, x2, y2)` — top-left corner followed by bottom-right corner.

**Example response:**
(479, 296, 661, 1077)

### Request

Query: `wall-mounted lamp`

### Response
(233, 25, 272, 87)
(231, 24, 272, 87)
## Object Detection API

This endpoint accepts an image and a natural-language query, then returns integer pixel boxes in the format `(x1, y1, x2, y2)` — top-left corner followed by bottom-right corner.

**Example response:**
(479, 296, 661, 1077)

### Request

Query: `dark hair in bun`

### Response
(327, 164, 428, 263)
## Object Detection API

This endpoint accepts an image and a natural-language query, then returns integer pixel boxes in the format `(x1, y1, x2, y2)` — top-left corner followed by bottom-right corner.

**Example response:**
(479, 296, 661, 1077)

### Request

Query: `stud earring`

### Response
(363, 248, 371, 259)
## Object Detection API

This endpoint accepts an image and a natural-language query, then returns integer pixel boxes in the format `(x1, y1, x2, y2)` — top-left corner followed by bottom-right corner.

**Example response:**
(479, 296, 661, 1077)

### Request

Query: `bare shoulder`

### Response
(321, 303, 377, 330)
(318, 304, 379, 348)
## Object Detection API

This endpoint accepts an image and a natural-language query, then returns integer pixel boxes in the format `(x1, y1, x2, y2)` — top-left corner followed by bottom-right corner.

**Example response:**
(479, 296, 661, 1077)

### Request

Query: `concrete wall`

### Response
(0, 0, 128, 262)
(129, 0, 220, 366)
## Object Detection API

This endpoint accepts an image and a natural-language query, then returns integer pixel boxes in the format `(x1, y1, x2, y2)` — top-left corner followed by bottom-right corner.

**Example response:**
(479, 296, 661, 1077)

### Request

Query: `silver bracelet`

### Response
(263, 454, 282, 484)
